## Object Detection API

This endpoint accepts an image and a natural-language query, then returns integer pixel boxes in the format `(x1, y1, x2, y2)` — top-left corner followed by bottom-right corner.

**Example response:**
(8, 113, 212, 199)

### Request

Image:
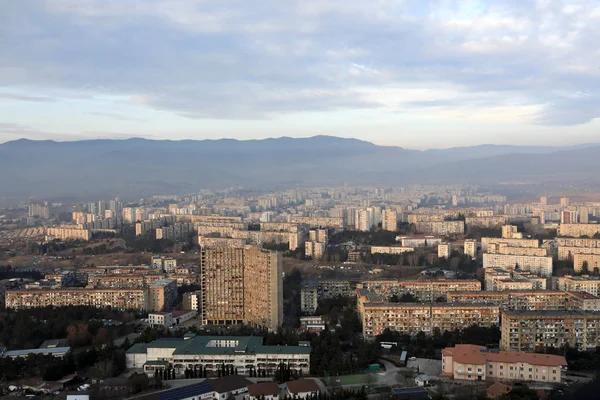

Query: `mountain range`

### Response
(1, 136, 598, 202)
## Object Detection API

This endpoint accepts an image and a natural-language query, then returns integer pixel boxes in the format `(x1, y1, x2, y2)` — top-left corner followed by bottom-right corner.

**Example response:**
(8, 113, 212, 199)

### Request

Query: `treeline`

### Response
(0, 306, 138, 350)
(0, 344, 127, 382)
(0, 265, 42, 281)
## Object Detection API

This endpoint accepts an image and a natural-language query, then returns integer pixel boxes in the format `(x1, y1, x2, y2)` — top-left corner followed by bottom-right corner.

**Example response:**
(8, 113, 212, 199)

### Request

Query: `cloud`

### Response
(0, 0, 598, 125)
(0, 92, 54, 102)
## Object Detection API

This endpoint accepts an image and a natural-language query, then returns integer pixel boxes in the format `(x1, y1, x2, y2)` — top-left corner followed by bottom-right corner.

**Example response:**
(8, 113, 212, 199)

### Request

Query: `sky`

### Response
(0, 0, 599, 149)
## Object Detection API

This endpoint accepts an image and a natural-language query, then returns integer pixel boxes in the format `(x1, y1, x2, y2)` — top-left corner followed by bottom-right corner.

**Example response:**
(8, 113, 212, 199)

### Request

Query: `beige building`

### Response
(5, 288, 148, 310)
(370, 246, 414, 255)
(556, 237, 600, 248)
(442, 344, 566, 383)
(198, 236, 247, 248)
(447, 290, 569, 311)
(397, 236, 442, 247)
(573, 253, 600, 272)
(484, 268, 547, 291)
(305, 241, 326, 259)
(464, 239, 477, 258)
(182, 291, 201, 311)
(200, 247, 282, 331)
(87, 274, 165, 289)
(308, 229, 328, 244)
(501, 310, 600, 352)
(407, 214, 445, 224)
(481, 237, 539, 252)
(358, 292, 499, 338)
(382, 209, 397, 231)
(558, 223, 600, 238)
(502, 225, 523, 239)
(438, 243, 450, 259)
(290, 216, 343, 229)
(46, 227, 91, 241)
(414, 221, 465, 236)
(558, 246, 600, 260)
(487, 243, 547, 257)
(357, 279, 481, 301)
(148, 278, 178, 312)
(466, 216, 508, 228)
(567, 291, 600, 311)
(483, 254, 553, 277)
(557, 275, 600, 296)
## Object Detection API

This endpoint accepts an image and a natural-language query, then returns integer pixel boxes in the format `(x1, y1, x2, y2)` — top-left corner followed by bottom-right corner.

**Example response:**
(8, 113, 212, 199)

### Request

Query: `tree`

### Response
(399, 293, 418, 302)
(582, 261, 590, 275)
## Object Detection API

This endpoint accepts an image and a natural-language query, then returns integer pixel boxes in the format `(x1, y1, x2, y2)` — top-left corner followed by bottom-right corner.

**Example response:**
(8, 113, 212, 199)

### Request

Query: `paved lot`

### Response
(407, 358, 442, 376)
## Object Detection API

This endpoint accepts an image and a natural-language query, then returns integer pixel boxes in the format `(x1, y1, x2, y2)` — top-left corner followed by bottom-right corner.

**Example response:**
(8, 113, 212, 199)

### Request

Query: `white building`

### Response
(483, 253, 553, 277)
(149, 312, 173, 328)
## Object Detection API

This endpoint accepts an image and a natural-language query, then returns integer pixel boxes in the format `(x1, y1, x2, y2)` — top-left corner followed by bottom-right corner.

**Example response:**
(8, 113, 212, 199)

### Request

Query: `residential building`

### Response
(357, 279, 481, 301)
(573, 254, 600, 272)
(580, 207, 590, 224)
(317, 280, 356, 298)
(370, 246, 414, 255)
(442, 344, 566, 383)
(46, 227, 91, 241)
(382, 209, 397, 231)
(183, 291, 201, 311)
(502, 225, 523, 239)
(289, 216, 343, 229)
(247, 382, 281, 400)
(308, 229, 328, 244)
(200, 247, 282, 331)
(438, 243, 450, 259)
(305, 241, 326, 259)
(149, 312, 173, 328)
(285, 379, 320, 399)
(126, 335, 310, 377)
(567, 291, 600, 311)
(486, 243, 547, 257)
(481, 237, 539, 252)
(2, 347, 71, 359)
(557, 246, 600, 261)
(483, 254, 553, 277)
(558, 223, 600, 238)
(561, 197, 570, 207)
(198, 236, 247, 248)
(414, 221, 464, 236)
(300, 283, 318, 314)
(5, 288, 148, 310)
(557, 275, 600, 296)
(148, 278, 178, 312)
(501, 310, 600, 352)
(396, 236, 442, 247)
(465, 216, 508, 228)
(358, 294, 499, 338)
(464, 239, 477, 258)
(447, 290, 569, 311)
(28, 201, 50, 218)
(356, 209, 371, 231)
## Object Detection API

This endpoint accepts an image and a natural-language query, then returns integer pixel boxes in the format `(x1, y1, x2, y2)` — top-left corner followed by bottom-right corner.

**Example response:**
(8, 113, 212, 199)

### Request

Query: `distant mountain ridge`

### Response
(0, 135, 599, 201)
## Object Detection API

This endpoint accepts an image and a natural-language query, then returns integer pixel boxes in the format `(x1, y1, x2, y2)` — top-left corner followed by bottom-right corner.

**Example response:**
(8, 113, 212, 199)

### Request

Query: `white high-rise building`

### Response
(464, 239, 477, 258)
(382, 209, 397, 231)
(438, 243, 450, 259)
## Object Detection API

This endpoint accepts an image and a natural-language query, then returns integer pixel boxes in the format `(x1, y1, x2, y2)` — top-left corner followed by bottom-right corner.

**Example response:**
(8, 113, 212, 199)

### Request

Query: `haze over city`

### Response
(1, 0, 600, 148)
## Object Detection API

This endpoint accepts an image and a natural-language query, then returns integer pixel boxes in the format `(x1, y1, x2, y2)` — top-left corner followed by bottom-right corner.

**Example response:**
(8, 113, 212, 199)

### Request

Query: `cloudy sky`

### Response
(1, 0, 599, 149)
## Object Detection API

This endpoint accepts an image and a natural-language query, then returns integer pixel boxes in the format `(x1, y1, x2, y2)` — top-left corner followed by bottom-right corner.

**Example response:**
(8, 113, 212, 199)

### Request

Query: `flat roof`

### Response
(503, 310, 600, 317)
(3, 347, 70, 357)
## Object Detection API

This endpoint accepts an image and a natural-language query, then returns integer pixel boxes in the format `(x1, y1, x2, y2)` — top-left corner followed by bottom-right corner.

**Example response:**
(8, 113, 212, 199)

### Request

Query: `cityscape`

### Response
(2, 0, 600, 400)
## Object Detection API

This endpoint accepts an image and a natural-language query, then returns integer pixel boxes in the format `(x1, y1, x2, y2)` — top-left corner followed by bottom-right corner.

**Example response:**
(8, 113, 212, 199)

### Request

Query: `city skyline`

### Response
(1, 1, 599, 148)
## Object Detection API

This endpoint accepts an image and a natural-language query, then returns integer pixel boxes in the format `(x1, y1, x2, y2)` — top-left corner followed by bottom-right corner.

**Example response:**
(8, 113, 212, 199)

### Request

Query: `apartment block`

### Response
(317, 280, 356, 299)
(558, 246, 600, 260)
(465, 216, 508, 228)
(357, 279, 481, 301)
(483, 254, 553, 277)
(442, 344, 566, 383)
(87, 274, 164, 289)
(370, 246, 414, 255)
(447, 291, 569, 311)
(573, 254, 600, 272)
(567, 291, 600, 311)
(464, 239, 477, 258)
(481, 237, 539, 252)
(5, 288, 148, 310)
(308, 229, 328, 244)
(182, 291, 201, 311)
(290, 216, 344, 229)
(29, 201, 50, 219)
(200, 247, 282, 331)
(155, 222, 195, 241)
(305, 241, 326, 260)
(46, 227, 91, 241)
(300, 283, 318, 314)
(382, 209, 397, 231)
(558, 223, 600, 238)
(438, 243, 450, 259)
(502, 225, 523, 239)
(358, 292, 499, 338)
(396, 236, 442, 248)
(414, 221, 465, 236)
(556, 275, 600, 296)
(198, 236, 247, 248)
(487, 243, 547, 257)
(148, 278, 178, 312)
(406, 214, 445, 224)
(556, 238, 600, 249)
(501, 310, 600, 352)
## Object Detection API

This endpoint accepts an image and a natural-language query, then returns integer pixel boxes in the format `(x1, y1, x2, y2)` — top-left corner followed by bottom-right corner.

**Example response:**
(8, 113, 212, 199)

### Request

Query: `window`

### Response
(529, 368, 532, 372)
(509, 366, 513, 370)
(500, 365, 504, 370)
(500, 372, 503, 377)
(529, 375, 532, 379)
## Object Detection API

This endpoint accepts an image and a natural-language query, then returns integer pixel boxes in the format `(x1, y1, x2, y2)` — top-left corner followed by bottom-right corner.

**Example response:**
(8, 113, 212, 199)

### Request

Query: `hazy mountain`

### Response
(1, 136, 599, 202)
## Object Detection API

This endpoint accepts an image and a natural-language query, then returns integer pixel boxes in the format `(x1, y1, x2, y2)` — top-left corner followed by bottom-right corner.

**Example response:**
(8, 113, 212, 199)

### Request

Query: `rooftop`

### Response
(3, 347, 71, 357)
(502, 310, 600, 317)
(247, 382, 280, 397)
(286, 379, 320, 394)
(443, 344, 567, 367)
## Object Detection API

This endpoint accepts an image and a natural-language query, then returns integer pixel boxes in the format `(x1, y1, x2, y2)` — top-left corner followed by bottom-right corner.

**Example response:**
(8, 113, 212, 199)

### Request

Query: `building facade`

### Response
(5, 288, 148, 310)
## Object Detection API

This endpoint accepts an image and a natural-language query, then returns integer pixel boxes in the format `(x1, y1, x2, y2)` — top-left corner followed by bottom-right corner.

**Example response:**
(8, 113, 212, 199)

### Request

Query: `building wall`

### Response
(573, 254, 600, 272)
(5, 288, 148, 310)
(483, 254, 553, 277)
(414, 221, 465, 236)
(558, 224, 600, 238)
(370, 246, 414, 255)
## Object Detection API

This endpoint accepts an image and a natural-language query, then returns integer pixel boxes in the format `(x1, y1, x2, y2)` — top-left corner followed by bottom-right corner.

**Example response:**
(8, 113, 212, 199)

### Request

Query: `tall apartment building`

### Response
(358, 291, 499, 338)
(381, 209, 397, 231)
(357, 279, 481, 301)
(560, 197, 570, 207)
(501, 310, 600, 352)
(442, 344, 566, 383)
(5, 288, 149, 310)
(557, 246, 600, 261)
(151, 255, 177, 272)
(557, 275, 600, 296)
(414, 221, 464, 236)
(355, 209, 371, 232)
(305, 241, 326, 260)
(183, 291, 201, 311)
(46, 227, 92, 241)
(482, 254, 553, 277)
(573, 254, 600, 272)
(148, 278, 178, 312)
(501, 225, 523, 239)
(558, 223, 600, 238)
(200, 247, 282, 331)
(438, 243, 450, 259)
(156, 223, 195, 241)
(560, 210, 579, 224)
(28, 201, 50, 219)
(300, 283, 318, 314)
(579, 207, 590, 224)
(464, 239, 477, 258)
(540, 196, 547, 205)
